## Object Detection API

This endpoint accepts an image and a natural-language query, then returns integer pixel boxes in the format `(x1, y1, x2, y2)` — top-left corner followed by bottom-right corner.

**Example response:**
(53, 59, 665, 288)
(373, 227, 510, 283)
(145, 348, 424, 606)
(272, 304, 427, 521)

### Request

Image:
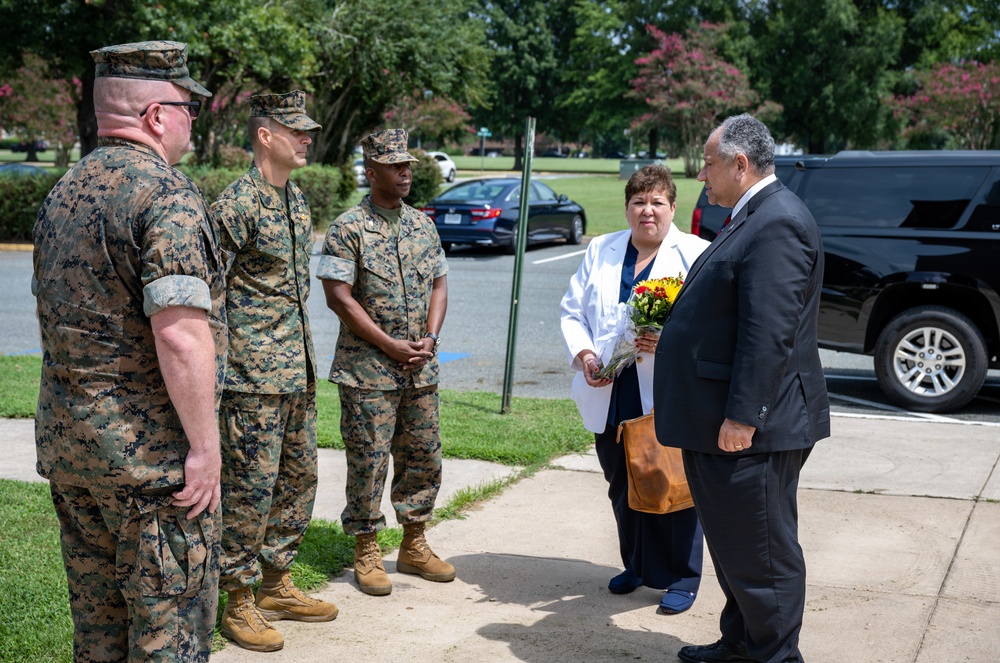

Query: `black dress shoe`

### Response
(677, 640, 752, 663)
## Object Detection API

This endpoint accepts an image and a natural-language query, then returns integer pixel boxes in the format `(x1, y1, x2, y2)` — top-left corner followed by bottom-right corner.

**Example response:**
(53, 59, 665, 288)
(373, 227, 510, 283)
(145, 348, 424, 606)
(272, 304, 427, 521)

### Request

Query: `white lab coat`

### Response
(560, 225, 710, 433)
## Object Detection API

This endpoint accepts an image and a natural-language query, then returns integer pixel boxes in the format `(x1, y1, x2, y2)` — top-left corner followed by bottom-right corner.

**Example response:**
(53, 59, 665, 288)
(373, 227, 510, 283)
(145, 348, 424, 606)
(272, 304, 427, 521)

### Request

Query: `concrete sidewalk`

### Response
(4, 416, 999, 662)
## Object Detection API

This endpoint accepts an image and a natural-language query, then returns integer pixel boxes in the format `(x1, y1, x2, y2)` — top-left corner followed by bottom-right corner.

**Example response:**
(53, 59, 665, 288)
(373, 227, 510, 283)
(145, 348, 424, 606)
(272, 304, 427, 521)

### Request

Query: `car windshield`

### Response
(435, 181, 510, 202)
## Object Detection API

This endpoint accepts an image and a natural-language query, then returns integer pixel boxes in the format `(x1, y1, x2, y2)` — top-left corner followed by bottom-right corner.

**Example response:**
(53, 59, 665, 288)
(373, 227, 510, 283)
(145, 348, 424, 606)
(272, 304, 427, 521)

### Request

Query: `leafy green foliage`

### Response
(404, 149, 443, 208)
(752, 0, 904, 152)
(299, 0, 491, 166)
(472, 0, 560, 169)
(180, 164, 352, 229)
(0, 172, 64, 242)
(0, 55, 79, 167)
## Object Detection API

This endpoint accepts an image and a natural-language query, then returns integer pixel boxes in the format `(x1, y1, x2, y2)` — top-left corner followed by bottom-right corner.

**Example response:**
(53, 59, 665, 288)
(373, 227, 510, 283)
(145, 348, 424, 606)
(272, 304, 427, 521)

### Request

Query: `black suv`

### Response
(692, 150, 1000, 413)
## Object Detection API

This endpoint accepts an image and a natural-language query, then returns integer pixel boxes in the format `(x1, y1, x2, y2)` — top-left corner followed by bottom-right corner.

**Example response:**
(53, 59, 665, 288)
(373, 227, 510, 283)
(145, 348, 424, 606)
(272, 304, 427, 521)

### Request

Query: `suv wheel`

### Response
(874, 306, 988, 413)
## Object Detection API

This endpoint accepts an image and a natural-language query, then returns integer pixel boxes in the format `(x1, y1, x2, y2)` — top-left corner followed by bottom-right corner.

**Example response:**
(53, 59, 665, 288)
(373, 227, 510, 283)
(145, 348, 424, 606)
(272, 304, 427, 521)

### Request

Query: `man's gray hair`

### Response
(716, 113, 775, 176)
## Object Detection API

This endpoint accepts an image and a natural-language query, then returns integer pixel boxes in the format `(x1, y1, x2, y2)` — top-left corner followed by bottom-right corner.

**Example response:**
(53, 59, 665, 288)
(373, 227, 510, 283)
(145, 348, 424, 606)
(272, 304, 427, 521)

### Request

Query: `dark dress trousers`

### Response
(653, 180, 830, 663)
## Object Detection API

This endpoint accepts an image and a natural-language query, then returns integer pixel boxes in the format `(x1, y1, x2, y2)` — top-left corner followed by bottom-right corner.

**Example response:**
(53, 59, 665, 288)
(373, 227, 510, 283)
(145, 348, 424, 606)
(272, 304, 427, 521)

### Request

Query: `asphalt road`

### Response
(5, 242, 999, 425)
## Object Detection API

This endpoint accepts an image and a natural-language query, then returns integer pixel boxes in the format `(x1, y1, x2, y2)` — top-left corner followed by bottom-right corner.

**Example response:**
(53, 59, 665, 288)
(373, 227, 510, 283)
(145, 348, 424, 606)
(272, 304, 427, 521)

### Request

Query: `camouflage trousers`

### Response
(50, 481, 220, 663)
(219, 387, 317, 591)
(338, 384, 442, 536)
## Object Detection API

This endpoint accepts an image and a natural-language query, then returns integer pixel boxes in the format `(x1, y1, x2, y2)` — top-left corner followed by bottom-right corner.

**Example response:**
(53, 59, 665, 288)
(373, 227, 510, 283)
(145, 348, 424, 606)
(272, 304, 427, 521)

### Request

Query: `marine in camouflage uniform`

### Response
(32, 41, 225, 662)
(318, 128, 455, 597)
(210, 91, 337, 653)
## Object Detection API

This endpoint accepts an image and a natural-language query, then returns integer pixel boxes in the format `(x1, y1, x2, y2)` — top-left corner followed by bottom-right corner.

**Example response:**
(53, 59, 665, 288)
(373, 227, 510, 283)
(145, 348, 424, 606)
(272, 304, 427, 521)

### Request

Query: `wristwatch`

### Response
(424, 332, 441, 353)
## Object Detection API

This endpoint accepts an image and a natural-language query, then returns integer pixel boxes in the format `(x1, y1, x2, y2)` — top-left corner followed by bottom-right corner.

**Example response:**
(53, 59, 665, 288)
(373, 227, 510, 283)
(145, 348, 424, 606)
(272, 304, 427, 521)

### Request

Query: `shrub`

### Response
(180, 166, 247, 204)
(0, 171, 64, 241)
(217, 145, 252, 169)
(404, 149, 443, 207)
(291, 164, 349, 229)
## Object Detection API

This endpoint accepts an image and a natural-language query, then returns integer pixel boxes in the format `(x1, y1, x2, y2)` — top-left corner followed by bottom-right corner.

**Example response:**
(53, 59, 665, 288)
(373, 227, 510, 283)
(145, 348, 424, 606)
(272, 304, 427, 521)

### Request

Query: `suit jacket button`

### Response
(758, 405, 768, 420)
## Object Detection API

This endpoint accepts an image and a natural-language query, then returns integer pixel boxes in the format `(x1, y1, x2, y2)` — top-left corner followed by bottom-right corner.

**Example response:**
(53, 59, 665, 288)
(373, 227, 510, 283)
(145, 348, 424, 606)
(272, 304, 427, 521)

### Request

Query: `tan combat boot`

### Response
(220, 585, 284, 652)
(397, 522, 456, 582)
(256, 569, 339, 622)
(354, 532, 392, 596)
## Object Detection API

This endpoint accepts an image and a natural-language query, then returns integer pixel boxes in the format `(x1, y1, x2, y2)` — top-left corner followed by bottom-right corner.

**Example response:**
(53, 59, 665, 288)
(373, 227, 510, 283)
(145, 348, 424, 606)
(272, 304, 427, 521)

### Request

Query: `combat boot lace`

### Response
(221, 585, 284, 652)
(354, 532, 392, 596)
(257, 569, 339, 622)
(398, 522, 456, 582)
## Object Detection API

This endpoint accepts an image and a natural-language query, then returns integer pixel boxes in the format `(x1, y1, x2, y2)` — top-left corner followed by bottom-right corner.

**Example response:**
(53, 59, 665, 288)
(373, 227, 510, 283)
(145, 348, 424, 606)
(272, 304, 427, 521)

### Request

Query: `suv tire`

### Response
(874, 306, 988, 413)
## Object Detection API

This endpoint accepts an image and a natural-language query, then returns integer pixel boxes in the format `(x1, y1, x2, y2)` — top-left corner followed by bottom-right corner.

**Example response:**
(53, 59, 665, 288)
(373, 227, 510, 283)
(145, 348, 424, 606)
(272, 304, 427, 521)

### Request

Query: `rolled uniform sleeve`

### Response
(434, 248, 448, 279)
(138, 185, 219, 317)
(318, 213, 363, 283)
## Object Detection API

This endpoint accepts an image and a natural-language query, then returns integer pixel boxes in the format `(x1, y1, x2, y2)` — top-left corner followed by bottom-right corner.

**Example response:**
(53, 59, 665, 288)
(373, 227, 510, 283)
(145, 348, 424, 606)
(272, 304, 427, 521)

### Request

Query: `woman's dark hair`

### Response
(624, 164, 677, 204)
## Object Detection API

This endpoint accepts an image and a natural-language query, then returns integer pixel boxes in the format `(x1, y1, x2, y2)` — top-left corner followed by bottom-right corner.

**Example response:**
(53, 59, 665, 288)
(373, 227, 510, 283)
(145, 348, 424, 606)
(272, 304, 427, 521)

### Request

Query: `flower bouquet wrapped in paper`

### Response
(594, 274, 684, 380)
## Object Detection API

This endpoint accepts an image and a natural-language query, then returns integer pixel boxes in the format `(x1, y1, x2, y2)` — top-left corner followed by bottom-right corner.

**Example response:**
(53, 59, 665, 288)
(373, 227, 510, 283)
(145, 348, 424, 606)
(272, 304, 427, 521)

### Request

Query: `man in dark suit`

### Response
(653, 114, 830, 663)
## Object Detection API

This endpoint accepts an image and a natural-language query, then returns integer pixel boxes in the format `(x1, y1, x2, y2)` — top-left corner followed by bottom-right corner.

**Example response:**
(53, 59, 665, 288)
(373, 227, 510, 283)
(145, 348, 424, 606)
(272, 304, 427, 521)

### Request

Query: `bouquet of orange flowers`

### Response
(594, 275, 684, 380)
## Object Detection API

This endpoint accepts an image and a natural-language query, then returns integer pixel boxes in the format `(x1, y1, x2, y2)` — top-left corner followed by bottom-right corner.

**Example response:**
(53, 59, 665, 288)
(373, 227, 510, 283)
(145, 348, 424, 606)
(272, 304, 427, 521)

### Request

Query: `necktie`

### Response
(722, 214, 732, 228)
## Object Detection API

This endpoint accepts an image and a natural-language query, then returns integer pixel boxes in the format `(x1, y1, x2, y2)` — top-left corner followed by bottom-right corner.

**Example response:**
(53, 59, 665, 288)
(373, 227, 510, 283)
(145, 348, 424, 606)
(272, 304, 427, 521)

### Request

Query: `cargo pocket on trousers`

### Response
(222, 392, 262, 469)
(133, 496, 211, 598)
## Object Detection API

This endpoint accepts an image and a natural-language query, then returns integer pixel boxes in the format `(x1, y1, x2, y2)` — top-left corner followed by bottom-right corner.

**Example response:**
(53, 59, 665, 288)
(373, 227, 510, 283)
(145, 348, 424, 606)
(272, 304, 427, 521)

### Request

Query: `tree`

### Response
(631, 23, 771, 176)
(384, 92, 473, 148)
(892, 60, 1000, 150)
(0, 55, 80, 166)
(752, 0, 903, 153)
(302, 0, 490, 166)
(472, 0, 561, 171)
(0, 0, 319, 161)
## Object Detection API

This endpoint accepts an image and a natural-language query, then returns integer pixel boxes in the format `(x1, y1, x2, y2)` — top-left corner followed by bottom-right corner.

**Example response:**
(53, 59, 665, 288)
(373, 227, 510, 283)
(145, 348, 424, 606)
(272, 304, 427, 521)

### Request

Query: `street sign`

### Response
(476, 127, 492, 138)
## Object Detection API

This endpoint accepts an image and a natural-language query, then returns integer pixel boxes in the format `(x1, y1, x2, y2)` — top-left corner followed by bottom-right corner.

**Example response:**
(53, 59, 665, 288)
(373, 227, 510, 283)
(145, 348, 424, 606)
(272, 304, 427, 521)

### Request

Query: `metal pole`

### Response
(480, 134, 485, 175)
(501, 116, 535, 413)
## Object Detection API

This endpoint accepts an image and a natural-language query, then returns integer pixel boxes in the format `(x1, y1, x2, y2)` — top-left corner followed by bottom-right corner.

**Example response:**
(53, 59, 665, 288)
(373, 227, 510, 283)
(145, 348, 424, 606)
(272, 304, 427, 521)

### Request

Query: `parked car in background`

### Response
(0, 163, 49, 178)
(421, 177, 586, 254)
(10, 140, 48, 153)
(426, 151, 457, 182)
(540, 149, 569, 158)
(693, 150, 1000, 413)
(353, 158, 368, 187)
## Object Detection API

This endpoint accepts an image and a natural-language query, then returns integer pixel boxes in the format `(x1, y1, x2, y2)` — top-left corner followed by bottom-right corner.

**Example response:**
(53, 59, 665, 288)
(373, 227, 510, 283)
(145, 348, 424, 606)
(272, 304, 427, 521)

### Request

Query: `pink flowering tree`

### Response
(0, 54, 80, 167)
(384, 92, 473, 149)
(631, 23, 778, 177)
(893, 61, 1000, 150)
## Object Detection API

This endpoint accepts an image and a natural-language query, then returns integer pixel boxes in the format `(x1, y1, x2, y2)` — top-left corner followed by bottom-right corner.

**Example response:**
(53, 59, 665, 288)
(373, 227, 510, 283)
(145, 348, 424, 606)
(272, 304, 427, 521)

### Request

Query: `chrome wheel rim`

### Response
(892, 326, 966, 396)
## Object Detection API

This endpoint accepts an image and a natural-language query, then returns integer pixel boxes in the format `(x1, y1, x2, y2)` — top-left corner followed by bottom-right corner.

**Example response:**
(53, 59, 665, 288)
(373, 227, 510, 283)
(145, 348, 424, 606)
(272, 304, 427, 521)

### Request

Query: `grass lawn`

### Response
(0, 354, 592, 658)
(540, 175, 701, 236)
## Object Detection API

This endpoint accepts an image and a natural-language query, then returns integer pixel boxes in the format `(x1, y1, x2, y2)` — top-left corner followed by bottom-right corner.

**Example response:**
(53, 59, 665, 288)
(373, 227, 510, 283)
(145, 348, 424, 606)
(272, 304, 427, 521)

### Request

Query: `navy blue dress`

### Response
(594, 241, 703, 592)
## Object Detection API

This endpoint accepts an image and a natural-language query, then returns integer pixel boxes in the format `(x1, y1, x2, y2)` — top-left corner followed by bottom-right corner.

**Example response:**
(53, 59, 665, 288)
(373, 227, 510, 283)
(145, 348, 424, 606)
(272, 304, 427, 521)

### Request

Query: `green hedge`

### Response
(183, 163, 356, 230)
(404, 149, 443, 208)
(0, 172, 65, 241)
(0, 161, 356, 242)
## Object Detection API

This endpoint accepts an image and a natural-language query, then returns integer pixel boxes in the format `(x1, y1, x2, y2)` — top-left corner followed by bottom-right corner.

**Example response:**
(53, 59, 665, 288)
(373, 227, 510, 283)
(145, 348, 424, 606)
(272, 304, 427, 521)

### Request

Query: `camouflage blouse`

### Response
(32, 138, 227, 489)
(211, 165, 315, 393)
(318, 196, 447, 390)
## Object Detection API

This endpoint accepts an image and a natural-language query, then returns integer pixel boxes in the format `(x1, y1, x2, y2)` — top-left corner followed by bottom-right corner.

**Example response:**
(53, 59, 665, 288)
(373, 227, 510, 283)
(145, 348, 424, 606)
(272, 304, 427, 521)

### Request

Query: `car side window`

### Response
(965, 173, 1000, 232)
(530, 182, 557, 202)
(505, 185, 522, 203)
(798, 166, 989, 229)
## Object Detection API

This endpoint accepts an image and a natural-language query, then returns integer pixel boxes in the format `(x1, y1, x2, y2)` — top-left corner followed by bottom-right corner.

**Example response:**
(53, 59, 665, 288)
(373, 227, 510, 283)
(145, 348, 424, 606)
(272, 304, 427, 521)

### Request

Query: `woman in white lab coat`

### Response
(560, 164, 709, 614)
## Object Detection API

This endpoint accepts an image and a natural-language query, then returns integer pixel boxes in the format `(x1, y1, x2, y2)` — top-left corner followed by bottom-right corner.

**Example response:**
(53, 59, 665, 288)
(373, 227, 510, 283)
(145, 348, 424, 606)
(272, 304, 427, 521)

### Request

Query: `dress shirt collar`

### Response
(731, 173, 777, 220)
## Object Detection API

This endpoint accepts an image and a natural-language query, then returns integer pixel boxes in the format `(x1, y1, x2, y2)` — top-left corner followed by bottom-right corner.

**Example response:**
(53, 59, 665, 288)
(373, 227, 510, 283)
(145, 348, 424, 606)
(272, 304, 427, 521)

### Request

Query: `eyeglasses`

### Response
(139, 100, 201, 120)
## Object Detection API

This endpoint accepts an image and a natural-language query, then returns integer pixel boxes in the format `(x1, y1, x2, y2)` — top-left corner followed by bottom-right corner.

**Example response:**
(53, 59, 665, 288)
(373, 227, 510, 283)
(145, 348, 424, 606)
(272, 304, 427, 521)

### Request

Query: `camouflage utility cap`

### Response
(362, 129, 417, 164)
(91, 40, 211, 97)
(250, 90, 321, 132)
